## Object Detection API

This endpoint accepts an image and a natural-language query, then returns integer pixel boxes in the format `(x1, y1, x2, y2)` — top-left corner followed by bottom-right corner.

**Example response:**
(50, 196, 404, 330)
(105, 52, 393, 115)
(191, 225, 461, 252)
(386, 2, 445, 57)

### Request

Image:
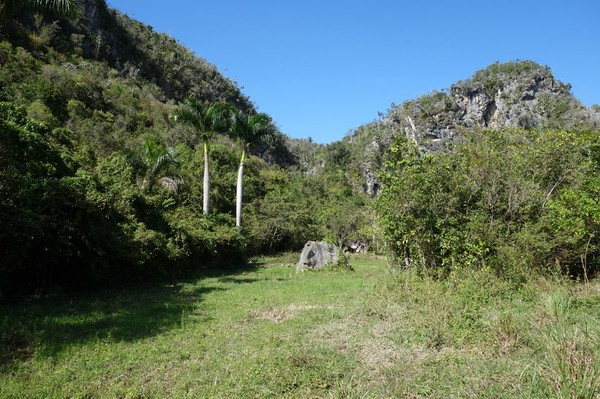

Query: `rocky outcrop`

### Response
(344, 61, 600, 194)
(362, 139, 381, 196)
(451, 66, 576, 131)
(394, 61, 599, 143)
(296, 241, 339, 272)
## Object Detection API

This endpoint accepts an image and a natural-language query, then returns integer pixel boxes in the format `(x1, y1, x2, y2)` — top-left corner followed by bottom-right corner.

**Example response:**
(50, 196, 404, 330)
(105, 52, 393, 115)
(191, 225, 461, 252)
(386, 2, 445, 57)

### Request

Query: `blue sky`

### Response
(106, 1, 600, 143)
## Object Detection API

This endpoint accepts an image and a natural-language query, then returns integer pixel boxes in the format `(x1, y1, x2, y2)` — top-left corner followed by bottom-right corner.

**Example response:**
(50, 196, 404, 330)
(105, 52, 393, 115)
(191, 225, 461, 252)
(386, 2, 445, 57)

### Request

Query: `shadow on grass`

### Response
(0, 260, 261, 367)
(217, 276, 260, 284)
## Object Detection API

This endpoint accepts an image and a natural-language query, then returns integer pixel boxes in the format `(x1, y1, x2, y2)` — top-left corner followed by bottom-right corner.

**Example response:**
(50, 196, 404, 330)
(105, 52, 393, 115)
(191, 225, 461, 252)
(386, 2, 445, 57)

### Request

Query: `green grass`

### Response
(1, 253, 600, 398)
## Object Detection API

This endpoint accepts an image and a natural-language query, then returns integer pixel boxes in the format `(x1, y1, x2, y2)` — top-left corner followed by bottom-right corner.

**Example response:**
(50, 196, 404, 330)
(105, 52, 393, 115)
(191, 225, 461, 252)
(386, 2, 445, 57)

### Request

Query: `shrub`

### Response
(376, 129, 600, 280)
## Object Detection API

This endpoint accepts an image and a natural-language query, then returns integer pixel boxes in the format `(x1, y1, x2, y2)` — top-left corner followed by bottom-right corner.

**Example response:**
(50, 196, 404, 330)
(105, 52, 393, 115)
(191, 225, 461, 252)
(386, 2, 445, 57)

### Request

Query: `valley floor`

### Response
(1, 253, 600, 398)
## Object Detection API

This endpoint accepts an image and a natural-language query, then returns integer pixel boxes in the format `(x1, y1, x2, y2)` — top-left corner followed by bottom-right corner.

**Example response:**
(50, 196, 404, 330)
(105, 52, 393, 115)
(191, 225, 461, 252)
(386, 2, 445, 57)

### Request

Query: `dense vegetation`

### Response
(335, 60, 600, 200)
(377, 129, 600, 280)
(0, 0, 367, 298)
(2, 0, 600, 302)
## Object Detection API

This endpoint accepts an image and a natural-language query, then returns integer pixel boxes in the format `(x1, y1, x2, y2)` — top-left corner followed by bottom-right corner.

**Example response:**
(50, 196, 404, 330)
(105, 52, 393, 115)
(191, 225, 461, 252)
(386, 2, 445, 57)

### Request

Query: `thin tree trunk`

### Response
(203, 141, 210, 215)
(236, 149, 246, 228)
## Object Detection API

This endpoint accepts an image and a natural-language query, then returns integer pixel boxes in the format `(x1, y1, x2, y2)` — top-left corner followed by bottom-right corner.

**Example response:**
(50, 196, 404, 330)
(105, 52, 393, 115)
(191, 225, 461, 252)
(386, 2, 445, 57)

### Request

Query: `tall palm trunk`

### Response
(232, 111, 272, 228)
(172, 99, 233, 216)
(235, 147, 247, 228)
(203, 141, 210, 215)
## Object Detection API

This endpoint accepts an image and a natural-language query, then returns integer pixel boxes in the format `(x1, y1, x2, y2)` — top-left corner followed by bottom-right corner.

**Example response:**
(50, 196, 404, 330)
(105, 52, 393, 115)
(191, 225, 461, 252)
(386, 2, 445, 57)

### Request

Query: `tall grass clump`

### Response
(531, 293, 600, 398)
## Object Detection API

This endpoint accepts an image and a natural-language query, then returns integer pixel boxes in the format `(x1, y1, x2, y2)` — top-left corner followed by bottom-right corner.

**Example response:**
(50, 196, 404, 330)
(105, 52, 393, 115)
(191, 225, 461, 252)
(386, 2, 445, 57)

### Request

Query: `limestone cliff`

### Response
(342, 61, 600, 195)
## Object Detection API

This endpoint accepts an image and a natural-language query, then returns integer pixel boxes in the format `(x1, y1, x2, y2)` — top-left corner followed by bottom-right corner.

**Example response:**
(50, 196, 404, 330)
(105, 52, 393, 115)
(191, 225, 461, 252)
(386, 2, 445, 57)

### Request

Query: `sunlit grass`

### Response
(1, 254, 600, 398)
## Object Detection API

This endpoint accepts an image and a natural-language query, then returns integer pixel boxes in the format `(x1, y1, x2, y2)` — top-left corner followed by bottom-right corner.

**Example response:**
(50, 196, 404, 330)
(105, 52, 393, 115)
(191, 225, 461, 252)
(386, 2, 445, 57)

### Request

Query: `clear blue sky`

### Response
(106, 0, 600, 144)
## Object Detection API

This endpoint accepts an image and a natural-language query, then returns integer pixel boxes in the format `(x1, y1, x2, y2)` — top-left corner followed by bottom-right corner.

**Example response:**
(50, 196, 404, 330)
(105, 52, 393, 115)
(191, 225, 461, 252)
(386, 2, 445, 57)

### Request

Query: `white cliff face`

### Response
(457, 91, 492, 127)
(451, 71, 574, 130)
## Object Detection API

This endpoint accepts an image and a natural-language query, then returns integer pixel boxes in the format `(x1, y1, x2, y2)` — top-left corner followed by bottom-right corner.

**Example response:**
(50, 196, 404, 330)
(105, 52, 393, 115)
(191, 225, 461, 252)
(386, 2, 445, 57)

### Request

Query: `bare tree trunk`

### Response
(236, 149, 246, 228)
(203, 141, 210, 215)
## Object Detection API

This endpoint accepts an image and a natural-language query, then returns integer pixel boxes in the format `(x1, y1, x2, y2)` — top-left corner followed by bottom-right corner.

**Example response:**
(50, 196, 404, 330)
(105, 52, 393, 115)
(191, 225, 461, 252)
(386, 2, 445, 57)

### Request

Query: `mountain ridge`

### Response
(326, 60, 600, 195)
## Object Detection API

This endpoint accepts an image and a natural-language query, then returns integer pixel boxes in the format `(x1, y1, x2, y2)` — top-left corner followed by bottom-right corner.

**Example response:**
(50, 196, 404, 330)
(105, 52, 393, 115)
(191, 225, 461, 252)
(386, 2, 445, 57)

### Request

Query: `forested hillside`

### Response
(4, 3, 600, 397)
(0, 0, 360, 298)
(2, 0, 600, 299)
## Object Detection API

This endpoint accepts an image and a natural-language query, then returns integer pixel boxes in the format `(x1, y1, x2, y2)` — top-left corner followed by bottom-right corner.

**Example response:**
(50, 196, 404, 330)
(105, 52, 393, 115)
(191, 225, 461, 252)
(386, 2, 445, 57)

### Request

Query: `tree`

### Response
(1, 0, 81, 17)
(232, 112, 274, 228)
(125, 136, 179, 193)
(171, 99, 233, 215)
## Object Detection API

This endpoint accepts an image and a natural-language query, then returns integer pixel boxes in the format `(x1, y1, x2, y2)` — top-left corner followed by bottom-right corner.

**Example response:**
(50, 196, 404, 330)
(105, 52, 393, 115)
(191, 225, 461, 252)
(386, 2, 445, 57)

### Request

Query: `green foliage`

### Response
(110, 11, 255, 109)
(244, 169, 324, 252)
(322, 254, 354, 272)
(0, 103, 129, 295)
(377, 129, 600, 279)
(0, 100, 251, 298)
(171, 98, 233, 143)
(1, 0, 82, 17)
(124, 136, 179, 192)
(0, 0, 375, 298)
(0, 4, 314, 297)
(471, 60, 551, 84)
(232, 112, 274, 149)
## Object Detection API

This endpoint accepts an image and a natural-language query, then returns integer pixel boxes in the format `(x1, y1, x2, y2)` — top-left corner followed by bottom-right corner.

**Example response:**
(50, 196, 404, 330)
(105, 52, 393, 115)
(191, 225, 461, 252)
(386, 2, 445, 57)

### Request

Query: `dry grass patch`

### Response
(250, 304, 333, 323)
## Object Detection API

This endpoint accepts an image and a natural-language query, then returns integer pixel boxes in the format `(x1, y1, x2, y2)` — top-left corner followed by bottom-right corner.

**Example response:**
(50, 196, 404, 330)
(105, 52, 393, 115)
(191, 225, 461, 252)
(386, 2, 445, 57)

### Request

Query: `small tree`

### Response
(125, 136, 179, 193)
(232, 112, 274, 228)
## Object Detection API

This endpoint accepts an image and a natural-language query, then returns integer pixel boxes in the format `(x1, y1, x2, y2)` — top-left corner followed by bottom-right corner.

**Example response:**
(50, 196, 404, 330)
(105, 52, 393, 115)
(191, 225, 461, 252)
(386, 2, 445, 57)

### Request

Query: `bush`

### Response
(376, 129, 600, 280)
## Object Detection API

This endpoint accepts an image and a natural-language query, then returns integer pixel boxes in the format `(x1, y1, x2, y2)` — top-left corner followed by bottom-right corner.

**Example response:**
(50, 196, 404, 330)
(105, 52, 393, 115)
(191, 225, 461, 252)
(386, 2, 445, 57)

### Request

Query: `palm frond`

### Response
(171, 98, 236, 143)
(122, 151, 147, 174)
(205, 102, 234, 134)
(151, 152, 178, 177)
(171, 106, 206, 132)
(233, 111, 274, 146)
(172, 97, 221, 141)
(4, 0, 82, 17)
(124, 136, 180, 192)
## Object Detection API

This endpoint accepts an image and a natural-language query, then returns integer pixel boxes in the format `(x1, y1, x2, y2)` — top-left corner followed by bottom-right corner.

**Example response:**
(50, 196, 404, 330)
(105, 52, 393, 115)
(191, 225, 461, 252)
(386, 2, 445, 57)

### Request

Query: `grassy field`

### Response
(1, 253, 600, 398)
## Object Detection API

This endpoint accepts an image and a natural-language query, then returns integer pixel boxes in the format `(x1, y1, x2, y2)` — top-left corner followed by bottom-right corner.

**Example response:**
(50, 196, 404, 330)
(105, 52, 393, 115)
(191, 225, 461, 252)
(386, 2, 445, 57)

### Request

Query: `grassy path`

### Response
(3, 253, 600, 398)
(0, 254, 388, 398)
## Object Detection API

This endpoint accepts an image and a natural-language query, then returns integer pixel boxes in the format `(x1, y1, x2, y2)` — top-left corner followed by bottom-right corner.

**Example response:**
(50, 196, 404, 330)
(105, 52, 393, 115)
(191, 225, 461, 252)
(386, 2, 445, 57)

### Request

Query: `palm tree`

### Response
(125, 136, 179, 193)
(232, 112, 274, 228)
(1, 0, 81, 17)
(171, 99, 233, 215)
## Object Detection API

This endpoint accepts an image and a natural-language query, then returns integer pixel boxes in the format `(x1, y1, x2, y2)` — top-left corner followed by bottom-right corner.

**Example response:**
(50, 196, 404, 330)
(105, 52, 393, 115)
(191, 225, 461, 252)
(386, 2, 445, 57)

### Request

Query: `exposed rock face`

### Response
(344, 61, 600, 194)
(296, 241, 339, 272)
(457, 91, 493, 127)
(451, 68, 575, 131)
(395, 63, 592, 145)
(362, 139, 381, 196)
